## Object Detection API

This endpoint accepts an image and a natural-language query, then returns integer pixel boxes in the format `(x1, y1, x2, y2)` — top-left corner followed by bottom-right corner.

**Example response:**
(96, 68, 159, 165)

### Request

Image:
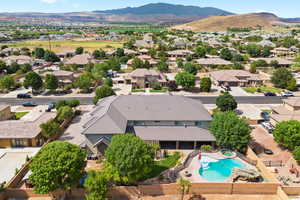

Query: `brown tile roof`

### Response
(64, 54, 93, 65)
(209, 70, 261, 82)
(196, 58, 233, 66)
(283, 98, 300, 107)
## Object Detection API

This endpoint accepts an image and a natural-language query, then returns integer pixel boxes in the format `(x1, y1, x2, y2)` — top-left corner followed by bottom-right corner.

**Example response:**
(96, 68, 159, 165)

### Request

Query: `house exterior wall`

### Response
(0, 139, 12, 148)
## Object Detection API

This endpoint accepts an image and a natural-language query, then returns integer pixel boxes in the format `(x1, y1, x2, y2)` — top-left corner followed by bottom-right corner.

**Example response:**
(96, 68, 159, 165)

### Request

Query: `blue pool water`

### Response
(199, 156, 245, 182)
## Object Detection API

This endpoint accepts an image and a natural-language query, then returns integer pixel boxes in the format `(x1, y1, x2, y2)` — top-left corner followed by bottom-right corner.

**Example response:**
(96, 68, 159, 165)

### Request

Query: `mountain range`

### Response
(0, 3, 299, 24)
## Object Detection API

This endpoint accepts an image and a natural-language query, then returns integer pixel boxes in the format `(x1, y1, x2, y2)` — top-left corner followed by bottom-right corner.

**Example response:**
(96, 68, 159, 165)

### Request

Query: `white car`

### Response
(281, 92, 294, 97)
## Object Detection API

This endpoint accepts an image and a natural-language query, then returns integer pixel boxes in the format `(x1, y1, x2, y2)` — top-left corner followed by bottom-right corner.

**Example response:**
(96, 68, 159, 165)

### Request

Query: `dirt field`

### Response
(1, 39, 124, 52)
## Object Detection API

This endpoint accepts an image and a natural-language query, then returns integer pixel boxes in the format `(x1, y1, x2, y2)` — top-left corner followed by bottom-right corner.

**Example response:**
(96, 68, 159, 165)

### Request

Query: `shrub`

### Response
(200, 145, 212, 152)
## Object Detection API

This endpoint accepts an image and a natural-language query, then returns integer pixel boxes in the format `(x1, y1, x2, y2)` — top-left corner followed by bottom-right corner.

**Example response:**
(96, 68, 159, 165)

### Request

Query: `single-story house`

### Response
(43, 70, 75, 85)
(250, 58, 296, 67)
(196, 58, 233, 67)
(208, 70, 263, 87)
(64, 54, 94, 66)
(80, 95, 215, 154)
(0, 112, 56, 148)
(270, 97, 300, 125)
(167, 50, 195, 58)
(3, 55, 33, 65)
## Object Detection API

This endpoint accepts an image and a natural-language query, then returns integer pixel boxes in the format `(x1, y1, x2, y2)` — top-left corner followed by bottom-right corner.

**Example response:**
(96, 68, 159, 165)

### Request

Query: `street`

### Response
(0, 96, 286, 105)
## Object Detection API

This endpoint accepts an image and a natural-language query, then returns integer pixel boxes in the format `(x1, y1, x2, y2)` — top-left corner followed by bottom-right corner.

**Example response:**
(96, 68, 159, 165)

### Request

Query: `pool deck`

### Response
(180, 152, 257, 183)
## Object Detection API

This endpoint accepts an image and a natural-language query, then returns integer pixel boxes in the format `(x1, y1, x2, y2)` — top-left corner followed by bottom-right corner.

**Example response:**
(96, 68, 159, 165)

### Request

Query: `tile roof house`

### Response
(250, 58, 295, 67)
(196, 58, 233, 66)
(270, 97, 300, 125)
(81, 95, 215, 154)
(3, 55, 33, 65)
(208, 70, 263, 87)
(0, 112, 56, 148)
(124, 68, 167, 88)
(64, 54, 93, 66)
(43, 70, 75, 85)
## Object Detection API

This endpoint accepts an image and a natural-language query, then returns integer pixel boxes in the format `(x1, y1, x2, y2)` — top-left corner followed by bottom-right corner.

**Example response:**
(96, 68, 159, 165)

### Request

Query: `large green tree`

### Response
(29, 141, 86, 194)
(34, 48, 45, 59)
(40, 119, 62, 139)
(200, 77, 212, 92)
(209, 111, 251, 152)
(216, 92, 237, 112)
(273, 120, 300, 150)
(84, 171, 108, 200)
(271, 68, 294, 89)
(183, 62, 198, 75)
(44, 50, 60, 62)
(57, 106, 74, 122)
(175, 72, 196, 89)
(44, 74, 58, 91)
(93, 85, 115, 105)
(195, 46, 206, 58)
(75, 73, 94, 93)
(23, 72, 43, 92)
(0, 75, 15, 90)
(105, 134, 154, 184)
(220, 48, 233, 61)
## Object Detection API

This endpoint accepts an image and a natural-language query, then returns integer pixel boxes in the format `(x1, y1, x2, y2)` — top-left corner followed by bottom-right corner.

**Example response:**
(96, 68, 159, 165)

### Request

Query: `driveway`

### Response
(250, 126, 292, 163)
(229, 87, 250, 96)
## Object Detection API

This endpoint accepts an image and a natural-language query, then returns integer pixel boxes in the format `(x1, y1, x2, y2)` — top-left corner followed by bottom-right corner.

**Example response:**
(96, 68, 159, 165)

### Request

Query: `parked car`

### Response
(261, 112, 271, 121)
(264, 92, 276, 96)
(264, 149, 274, 155)
(281, 92, 294, 97)
(22, 102, 37, 107)
(17, 93, 31, 99)
(46, 103, 55, 112)
(261, 121, 274, 134)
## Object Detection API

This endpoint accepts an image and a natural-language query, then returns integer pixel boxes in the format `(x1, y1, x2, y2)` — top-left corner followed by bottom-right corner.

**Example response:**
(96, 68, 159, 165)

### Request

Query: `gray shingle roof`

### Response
(134, 126, 215, 141)
(0, 112, 56, 139)
(82, 95, 212, 135)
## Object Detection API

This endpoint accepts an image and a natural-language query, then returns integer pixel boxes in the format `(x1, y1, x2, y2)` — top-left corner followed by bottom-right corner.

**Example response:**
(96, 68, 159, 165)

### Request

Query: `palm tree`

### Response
(177, 178, 191, 200)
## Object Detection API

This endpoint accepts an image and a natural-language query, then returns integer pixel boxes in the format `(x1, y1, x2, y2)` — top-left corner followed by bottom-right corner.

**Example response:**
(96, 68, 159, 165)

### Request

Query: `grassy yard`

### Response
(144, 152, 181, 180)
(131, 89, 146, 93)
(243, 86, 283, 94)
(14, 112, 29, 120)
(150, 89, 168, 93)
(0, 40, 124, 53)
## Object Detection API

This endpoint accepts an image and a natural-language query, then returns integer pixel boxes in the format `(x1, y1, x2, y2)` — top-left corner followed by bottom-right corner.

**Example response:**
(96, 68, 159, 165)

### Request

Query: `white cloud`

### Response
(41, 0, 58, 4)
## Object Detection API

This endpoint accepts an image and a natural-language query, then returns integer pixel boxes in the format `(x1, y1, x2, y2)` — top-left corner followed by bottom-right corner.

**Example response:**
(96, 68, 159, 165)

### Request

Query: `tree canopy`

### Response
(84, 171, 108, 200)
(216, 92, 237, 112)
(40, 119, 62, 139)
(271, 68, 294, 89)
(209, 111, 251, 153)
(200, 77, 212, 92)
(175, 72, 196, 89)
(105, 134, 154, 184)
(29, 141, 86, 194)
(44, 74, 58, 91)
(23, 72, 43, 91)
(93, 85, 115, 105)
(273, 120, 300, 150)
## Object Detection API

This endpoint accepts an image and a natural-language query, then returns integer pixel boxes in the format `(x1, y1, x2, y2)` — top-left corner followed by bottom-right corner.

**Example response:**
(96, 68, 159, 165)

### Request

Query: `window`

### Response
(12, 139, 27, 147)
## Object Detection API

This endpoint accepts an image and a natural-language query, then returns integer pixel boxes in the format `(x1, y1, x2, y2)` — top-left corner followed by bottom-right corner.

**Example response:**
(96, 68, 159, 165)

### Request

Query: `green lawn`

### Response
(144, 152, 181, 180)
(131, 89, 146, 93)
(150, 89, 168, 93)
(243, 86, 283, 94)
(0, 40, 124, 53)
(14, 112, 29, 120)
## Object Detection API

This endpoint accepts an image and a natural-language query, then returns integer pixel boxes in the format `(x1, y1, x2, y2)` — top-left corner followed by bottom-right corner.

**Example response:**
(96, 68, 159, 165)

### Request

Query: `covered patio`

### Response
(134, 126, 216, 150)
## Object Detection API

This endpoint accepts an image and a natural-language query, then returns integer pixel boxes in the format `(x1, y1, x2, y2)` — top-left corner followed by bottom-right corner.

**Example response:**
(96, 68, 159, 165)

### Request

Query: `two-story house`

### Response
(80, 95, 215, 154)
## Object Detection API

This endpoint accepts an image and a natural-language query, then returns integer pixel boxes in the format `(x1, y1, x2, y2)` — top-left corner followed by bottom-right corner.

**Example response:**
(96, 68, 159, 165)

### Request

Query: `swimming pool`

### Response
(199, 156, 245, 182)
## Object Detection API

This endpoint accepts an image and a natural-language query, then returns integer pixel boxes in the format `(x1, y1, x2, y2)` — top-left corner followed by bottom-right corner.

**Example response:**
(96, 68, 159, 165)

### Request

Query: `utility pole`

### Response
(48, 35, 52, 51)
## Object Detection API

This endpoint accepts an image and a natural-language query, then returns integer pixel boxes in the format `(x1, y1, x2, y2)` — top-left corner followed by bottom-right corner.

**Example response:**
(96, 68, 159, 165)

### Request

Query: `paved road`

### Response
(0, 96, 286, 106)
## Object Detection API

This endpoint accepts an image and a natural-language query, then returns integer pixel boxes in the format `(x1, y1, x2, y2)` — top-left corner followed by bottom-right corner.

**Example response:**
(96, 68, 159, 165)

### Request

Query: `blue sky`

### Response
(1, 0, 300, 18)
